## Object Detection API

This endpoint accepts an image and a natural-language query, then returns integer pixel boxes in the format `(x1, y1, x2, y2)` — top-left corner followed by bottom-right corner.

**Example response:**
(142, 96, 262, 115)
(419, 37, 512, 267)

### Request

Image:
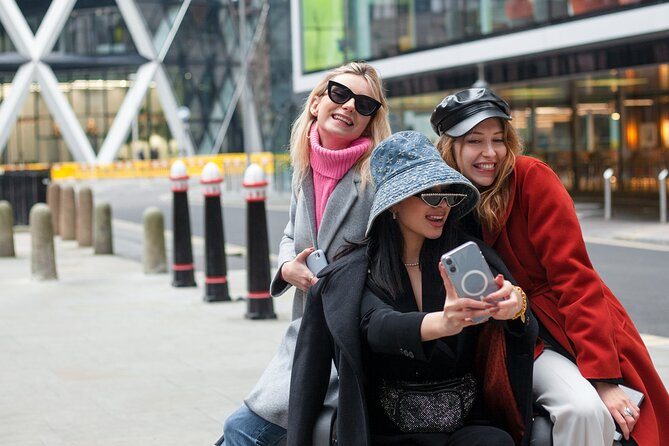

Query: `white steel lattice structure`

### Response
(0, 0, 266, 164)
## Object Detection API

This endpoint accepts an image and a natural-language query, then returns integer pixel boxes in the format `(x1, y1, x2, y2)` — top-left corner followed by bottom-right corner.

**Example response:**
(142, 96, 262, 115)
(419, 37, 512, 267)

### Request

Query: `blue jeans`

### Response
(215, 404, 286, 446)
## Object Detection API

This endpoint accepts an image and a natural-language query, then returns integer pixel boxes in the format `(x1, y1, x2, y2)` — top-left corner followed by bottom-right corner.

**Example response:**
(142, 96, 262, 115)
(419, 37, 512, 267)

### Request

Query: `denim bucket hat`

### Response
(366, 131, 479, 236)
(430, 88, 511, 137)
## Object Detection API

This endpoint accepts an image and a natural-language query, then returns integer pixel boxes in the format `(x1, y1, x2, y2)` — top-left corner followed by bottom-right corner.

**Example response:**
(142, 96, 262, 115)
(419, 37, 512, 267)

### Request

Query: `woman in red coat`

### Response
(431, 88, 669, 446)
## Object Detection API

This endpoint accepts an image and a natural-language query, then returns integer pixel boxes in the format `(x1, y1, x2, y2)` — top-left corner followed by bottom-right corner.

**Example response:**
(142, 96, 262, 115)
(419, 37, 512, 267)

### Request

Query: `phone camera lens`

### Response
(449, 267, 456, 273)
(445, 259, 452, 265)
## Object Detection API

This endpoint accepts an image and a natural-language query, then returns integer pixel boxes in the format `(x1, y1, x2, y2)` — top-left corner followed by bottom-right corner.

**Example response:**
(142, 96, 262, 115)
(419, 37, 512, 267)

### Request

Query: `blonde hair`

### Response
(437, 119, 523, 232)
(289, 62, 391, 189)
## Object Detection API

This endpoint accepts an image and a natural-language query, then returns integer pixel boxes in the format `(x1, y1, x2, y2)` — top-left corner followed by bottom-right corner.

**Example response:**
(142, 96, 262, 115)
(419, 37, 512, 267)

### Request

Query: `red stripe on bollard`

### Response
(245, 197, 266, 202)
(205, 276, 228, 284)
(241, 181, 268, 188)
(247, 291, 271, 299)
(172, 263, 194, 271)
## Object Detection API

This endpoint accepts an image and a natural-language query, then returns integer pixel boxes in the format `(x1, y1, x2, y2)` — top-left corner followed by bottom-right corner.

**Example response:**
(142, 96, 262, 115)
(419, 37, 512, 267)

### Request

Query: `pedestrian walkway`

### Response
(1, 211, 669, 445)
(0, 231, 291, 446)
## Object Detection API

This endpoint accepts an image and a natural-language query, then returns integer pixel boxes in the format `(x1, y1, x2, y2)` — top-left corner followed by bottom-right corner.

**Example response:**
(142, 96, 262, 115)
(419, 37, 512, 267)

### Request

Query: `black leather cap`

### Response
(430, 88, 511, 137)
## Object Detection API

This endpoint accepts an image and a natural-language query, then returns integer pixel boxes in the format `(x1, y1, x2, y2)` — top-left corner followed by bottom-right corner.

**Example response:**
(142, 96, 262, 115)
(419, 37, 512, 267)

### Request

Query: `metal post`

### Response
(660, 169, 668, 224)
(603, 168, 614, 221)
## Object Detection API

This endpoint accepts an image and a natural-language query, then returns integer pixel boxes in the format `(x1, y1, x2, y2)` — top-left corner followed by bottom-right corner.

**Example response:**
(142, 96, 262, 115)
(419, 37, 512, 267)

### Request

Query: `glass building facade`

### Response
(0, 0, 292, 164)
(295, 0, 669, 195)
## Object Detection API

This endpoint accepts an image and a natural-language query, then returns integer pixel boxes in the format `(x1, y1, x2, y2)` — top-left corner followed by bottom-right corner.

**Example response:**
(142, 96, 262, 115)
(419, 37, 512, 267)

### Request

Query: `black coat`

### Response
(287, 239, 538, 446)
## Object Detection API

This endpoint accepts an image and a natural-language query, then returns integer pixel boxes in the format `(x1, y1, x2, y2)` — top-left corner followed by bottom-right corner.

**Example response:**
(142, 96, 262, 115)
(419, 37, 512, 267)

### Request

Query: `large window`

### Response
(388, 64, 669, 193)
(300, 0, 652, 73)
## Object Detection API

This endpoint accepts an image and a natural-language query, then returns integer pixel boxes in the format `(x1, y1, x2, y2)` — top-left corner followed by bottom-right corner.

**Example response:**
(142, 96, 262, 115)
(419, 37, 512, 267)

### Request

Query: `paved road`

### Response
(83, 178, 669, 338)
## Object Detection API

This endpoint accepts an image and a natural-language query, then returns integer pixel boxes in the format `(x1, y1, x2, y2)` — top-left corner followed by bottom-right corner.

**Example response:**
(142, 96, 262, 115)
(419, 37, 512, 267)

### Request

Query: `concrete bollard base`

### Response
(94, 202, 113, 255)
(60, 186, 76, 241)
(30, 203, 57, 280)
(0, 200, 16, 257)
(77, 187, 94, 247)
(143, 207, 167, 274)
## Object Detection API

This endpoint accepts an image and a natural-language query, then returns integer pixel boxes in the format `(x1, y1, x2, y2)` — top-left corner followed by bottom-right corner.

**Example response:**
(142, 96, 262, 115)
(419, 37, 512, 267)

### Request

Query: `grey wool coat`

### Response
(244, 166, 374, 429)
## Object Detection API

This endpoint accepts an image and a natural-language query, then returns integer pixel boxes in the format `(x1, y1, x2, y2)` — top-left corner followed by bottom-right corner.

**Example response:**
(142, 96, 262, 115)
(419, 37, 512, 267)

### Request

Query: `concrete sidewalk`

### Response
(0, 232, 291, 446)
(2, 213, 669, 445)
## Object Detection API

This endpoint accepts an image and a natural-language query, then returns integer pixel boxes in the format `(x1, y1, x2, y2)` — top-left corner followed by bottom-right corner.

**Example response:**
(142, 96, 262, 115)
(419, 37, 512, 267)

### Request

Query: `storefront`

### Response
(294, 0, 669, 194)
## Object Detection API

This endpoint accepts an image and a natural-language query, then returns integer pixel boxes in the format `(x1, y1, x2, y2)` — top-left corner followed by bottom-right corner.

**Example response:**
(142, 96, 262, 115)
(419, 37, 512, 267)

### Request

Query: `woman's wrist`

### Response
(511, 286, 527, 323)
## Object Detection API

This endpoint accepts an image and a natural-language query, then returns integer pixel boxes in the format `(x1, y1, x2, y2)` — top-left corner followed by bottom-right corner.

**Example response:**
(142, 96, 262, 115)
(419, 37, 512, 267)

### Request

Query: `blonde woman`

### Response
(216, 62, 391, 445)
(431, 88, 669, 446)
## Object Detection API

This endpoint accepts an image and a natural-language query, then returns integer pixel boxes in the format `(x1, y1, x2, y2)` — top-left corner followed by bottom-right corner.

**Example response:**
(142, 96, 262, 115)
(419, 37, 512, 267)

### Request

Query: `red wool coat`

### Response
(483, 156, 669, 446)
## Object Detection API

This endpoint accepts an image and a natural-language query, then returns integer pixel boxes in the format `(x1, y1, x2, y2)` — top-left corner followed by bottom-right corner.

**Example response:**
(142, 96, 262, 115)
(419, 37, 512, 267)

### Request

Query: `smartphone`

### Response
(440, 241, 499, 322)
(613, 385, 644, 441)
(306, 249, 328, 275)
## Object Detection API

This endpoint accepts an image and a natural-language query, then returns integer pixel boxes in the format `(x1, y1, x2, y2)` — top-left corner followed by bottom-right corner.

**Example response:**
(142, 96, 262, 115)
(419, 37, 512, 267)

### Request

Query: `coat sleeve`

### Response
(287, 281, 334, 446)
(521, 162, 620, 379)
(270, 187, 299, 297)
(360, 288, 430, 362)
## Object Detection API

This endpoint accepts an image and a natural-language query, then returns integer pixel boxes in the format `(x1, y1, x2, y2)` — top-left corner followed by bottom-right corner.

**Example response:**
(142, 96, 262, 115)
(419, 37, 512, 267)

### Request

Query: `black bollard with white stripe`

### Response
(170, 160, 196, 287)
(243, 163, 276, 319)
(201, 162, 231, 302)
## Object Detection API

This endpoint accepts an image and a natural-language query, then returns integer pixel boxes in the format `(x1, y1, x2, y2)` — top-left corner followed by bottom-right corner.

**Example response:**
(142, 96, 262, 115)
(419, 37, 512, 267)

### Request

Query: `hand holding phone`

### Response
(306, 249, 328, 275)
(441, 241, 500, 322)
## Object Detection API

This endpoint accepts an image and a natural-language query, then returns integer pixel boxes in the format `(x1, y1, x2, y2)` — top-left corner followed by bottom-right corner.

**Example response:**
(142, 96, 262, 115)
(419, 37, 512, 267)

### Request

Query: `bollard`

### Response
(170, 160, 196, 287)
(201, 162, 231, 302)
(243, 163, 276, 319)
(0, 200, 16, 257)
(93, 202, 113, 254)
(603, 168, 614, 221)
(143, 206, 167, 274)
(660, 169, 668, 224)
(60, 185, 76, 240)
(77, 187, 94, 247)
(46, 183, 61, 235)
(30, 203, 57, 280)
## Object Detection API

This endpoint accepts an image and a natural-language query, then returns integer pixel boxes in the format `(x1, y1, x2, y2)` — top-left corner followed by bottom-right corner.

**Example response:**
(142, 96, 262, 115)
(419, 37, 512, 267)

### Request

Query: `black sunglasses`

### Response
(327, 80, 381, 116)
(413, 192, 467, 208)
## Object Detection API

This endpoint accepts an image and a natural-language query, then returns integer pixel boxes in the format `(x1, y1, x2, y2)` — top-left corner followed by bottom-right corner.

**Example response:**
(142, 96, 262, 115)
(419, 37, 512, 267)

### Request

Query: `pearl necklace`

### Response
(403, 261, 420, 267)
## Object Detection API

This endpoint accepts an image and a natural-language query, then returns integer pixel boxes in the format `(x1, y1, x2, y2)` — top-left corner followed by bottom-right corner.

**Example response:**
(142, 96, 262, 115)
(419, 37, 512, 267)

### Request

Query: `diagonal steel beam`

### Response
(115, 0, 158, 59)
(34, 0, 77, 58)
(97, 62, 159, 164)
(35, 62, 97, 164)
(155, 65, 194, 156)
(97, 0, 193, 163)
(0, 1, 35, 57)
(0, 63, 37, 159)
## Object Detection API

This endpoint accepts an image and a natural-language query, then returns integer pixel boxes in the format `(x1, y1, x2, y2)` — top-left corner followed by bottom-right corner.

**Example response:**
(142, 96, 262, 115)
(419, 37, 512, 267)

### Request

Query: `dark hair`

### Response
(336, 210, 462, 298)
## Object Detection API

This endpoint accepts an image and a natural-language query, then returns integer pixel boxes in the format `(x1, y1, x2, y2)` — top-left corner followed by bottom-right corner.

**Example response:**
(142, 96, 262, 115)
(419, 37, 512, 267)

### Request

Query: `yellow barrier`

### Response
(0, 162, 50, 173)
(47, 152, 286, 181)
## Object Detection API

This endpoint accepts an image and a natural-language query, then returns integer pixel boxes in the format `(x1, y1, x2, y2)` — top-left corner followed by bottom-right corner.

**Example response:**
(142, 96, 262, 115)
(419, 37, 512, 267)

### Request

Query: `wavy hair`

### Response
(289, 62, 391, 189)
(437, 119, 523, 232)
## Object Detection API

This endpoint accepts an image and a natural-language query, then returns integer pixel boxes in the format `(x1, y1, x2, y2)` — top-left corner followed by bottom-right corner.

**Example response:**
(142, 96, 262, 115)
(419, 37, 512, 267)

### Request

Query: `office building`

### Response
(0, 0, 290, 165)
(292, 0, 669, 195)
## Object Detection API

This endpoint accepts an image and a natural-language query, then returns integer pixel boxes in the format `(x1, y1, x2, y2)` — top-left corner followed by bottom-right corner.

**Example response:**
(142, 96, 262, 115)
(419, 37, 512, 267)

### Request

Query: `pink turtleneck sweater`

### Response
(308, 123, 370, 231)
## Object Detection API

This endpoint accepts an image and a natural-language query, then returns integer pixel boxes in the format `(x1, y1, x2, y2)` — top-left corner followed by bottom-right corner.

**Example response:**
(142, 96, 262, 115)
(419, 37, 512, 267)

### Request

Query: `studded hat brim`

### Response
(365, 158, 480, 236)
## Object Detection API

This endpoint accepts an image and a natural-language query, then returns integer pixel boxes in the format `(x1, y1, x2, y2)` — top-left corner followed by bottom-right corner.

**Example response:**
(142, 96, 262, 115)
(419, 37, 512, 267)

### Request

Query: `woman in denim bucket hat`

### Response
(288, 131, 537, 446)
(216, 61, 391, 446)
(432, 88, 669, 445)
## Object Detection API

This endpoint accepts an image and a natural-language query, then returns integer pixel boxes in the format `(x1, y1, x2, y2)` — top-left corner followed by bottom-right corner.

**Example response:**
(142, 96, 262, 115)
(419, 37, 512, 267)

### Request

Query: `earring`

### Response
(391, 211, 397, 220)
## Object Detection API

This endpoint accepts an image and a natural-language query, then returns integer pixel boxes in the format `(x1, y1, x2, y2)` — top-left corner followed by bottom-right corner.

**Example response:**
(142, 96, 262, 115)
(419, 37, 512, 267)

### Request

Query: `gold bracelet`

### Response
(512, 286, 527, 324)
